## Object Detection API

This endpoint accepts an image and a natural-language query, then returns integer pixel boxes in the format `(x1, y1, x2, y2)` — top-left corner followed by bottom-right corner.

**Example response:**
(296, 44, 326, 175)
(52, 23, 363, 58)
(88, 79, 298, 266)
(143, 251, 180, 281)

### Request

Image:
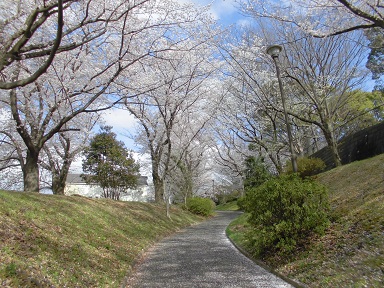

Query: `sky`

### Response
(185, 0, 246, 26)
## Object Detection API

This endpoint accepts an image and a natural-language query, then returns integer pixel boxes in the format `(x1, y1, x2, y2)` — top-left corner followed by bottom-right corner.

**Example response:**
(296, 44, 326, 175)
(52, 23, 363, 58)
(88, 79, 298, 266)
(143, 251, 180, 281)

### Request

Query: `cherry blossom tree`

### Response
(0, 0, 65, 89)
(217, 31, 290, 173)
(0, 0, 218, 192)
(217, 22, 369, 170)
(210, 126, 251, 195)
(240, 0, 384, 89)
(240, 0, 384, 36)
(166, 114, 218, 203)
(125, 39, 222, 202)
(0, 109, 25, 190)
(0, 0, 161, 89)
(39, 114, 99, 194)
(276, 28, 369, 167)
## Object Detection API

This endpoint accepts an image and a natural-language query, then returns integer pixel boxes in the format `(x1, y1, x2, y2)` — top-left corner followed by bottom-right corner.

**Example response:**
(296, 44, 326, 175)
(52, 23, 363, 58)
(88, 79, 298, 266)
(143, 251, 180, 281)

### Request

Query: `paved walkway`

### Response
(126, 211, 295, 288)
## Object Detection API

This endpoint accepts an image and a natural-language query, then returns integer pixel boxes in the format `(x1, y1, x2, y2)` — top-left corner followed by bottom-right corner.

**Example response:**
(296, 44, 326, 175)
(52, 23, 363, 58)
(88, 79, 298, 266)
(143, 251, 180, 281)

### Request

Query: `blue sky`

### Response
(182, 0, 247, 27)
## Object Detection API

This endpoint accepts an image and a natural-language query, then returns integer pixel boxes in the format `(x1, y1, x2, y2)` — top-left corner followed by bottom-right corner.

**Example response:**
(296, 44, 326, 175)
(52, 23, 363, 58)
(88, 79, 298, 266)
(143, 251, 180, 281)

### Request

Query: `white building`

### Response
(64, 174, 153, 202)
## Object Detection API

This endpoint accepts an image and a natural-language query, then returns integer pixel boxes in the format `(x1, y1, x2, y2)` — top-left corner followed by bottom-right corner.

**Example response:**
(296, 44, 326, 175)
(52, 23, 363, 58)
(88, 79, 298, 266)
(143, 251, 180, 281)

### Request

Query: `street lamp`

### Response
(266, 45, 298, 173)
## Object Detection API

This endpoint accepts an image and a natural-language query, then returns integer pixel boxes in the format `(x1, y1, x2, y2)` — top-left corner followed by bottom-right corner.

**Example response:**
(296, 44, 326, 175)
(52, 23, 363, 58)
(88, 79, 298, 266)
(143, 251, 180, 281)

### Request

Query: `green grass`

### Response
(215, 200, 240, 211)
(0, 192, 203, 287)
(227, 153, 384, 287)
(226, 212, 249, 243)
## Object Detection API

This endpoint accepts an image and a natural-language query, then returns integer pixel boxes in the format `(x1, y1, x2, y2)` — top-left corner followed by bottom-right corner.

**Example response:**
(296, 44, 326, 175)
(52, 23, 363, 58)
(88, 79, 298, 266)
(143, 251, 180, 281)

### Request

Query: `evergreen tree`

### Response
(243, 156, 271, 191)
(82, 126, 139, 200)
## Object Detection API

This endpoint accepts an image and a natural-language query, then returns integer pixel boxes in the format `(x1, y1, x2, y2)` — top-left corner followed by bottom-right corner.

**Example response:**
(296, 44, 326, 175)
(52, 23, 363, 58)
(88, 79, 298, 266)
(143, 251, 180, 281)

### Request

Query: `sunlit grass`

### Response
(215, 200, 240, 211)
(226, 212, 249, 245)
(0, 192, 203, 287)
(227, 153, 384, 287)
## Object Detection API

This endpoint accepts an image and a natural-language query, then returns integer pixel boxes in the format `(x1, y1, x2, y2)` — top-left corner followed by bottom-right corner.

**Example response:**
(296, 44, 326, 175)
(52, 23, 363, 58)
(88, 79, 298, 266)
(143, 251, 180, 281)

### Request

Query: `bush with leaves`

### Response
(285, 157, 326, 178)
(216, 190, 242, 205)
(236, 196, 247, 211)
(185, 197, 215, 216)
(244, 156, 271, 190)
(245, 174, 330, 257)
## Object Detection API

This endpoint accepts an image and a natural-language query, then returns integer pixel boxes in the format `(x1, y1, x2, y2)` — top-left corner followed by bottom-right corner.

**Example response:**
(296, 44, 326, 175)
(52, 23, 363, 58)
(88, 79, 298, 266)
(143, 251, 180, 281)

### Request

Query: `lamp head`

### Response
(266, 45, 283, 58)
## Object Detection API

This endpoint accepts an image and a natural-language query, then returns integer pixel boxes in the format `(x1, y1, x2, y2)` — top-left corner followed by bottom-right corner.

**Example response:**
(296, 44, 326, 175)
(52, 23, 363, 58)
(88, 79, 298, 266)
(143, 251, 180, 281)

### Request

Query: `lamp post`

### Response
(266, 45, 297, 173)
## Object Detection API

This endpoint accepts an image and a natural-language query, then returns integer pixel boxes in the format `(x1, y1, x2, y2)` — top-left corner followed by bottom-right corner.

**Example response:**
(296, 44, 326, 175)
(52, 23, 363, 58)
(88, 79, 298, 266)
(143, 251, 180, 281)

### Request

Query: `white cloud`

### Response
(101, 108, 137, 130)
(211, 0, 238, 17)
(236, 17, 252, 27)
(99, 108, 140, 151)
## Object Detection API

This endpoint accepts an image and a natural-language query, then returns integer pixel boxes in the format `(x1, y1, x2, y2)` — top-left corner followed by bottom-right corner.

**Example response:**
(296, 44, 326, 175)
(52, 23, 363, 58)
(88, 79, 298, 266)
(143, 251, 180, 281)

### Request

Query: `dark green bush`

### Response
(186, 197, 215, 216)
(244, 156, 271, 190)
(236, 196, 247, 211)
(216, 190, 241, 205)
(285, 157, 326, 178)
(245, 174, 330, 257)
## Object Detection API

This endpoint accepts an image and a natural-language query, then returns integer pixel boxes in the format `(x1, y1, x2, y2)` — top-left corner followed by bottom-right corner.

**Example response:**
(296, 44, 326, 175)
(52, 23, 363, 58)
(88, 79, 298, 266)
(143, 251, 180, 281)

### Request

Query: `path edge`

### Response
(225, 220, 308, 288)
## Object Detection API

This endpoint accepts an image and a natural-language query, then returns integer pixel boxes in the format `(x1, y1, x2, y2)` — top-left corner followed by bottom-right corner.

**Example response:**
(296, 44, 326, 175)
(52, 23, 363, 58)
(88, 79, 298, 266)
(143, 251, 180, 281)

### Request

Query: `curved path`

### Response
(126, 211, 295, 288)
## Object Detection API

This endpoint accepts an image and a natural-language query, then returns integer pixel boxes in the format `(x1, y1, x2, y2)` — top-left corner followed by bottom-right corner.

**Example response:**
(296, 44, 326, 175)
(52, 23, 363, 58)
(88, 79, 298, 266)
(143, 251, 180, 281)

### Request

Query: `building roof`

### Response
(66, 174, 85, 184)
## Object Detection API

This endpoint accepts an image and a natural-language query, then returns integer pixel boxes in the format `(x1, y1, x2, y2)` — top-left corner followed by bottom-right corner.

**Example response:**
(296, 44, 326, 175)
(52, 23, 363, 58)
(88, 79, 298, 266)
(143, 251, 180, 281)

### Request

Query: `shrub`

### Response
(216, 190, 241, 205)
(236, 196, 247, 211)
(186, 197, 215, 216)
(285, 157, 326, 178)
(245, 174, 330, 257)
(244, 156, 271, 190)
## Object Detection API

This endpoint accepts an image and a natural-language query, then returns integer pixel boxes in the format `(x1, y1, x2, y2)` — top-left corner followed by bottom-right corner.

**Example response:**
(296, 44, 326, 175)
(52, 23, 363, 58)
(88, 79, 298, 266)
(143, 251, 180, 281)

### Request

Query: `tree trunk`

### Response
(51, 160, 71, 195)
(164, 181, 171, 218)
(153, 173, 164, 203)
(166, 198, 170, 218)
(151, 158, 164, 203)
(23, 150, 40, 192)
(268, 152, 283, 174)
(323, 121, 342, 167)
(52, 176, 65, 195)
(329, 140, 342, 167)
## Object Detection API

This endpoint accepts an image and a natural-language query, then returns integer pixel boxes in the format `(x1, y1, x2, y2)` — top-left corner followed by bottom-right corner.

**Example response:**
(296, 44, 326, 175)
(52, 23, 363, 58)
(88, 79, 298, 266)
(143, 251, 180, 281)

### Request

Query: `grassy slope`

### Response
(215, 201, 240, 211)
(0, 192, 203, 287)
(228, 153, 384, 287)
